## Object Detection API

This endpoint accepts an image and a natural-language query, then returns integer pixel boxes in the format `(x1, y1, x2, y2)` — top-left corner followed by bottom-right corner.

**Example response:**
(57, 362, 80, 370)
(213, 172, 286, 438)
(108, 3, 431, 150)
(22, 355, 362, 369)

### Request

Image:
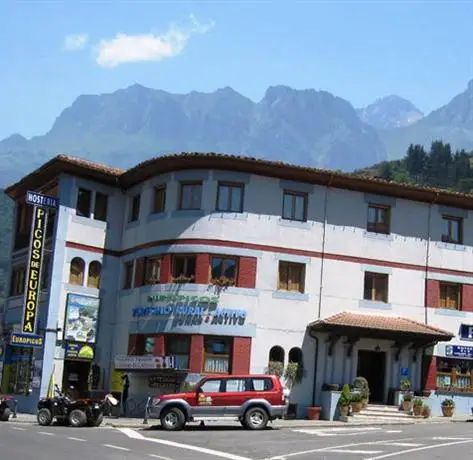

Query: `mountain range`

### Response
(2, 80, 473, 188)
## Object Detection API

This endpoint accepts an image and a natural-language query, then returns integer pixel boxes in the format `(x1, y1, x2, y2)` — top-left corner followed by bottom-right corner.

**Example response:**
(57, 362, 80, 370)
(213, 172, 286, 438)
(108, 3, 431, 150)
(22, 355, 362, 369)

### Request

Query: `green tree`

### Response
(404, 144, 427, 183)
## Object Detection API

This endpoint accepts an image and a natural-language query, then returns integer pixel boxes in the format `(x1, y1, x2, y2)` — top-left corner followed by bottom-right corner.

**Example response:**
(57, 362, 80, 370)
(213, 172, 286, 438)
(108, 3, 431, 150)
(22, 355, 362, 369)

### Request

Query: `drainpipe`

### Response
(317, 175, 333, 319)
(308, 328, 319, 407)
(424, 192, 439, 325)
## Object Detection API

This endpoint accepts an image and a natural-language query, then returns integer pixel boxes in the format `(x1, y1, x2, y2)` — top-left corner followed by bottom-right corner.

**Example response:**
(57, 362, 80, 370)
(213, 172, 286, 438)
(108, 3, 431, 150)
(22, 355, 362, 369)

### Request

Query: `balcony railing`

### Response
(204, 355, 229, 374)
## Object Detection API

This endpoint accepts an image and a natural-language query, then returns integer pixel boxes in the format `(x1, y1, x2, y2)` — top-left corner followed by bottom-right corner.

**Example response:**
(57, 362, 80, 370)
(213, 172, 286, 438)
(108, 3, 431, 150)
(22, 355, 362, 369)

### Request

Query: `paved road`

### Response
(2, 420, 473, 460)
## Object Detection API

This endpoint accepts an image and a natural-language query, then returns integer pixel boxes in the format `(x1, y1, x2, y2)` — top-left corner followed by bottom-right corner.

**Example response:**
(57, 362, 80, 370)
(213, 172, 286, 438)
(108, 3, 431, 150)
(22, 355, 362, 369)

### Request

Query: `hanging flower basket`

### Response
(212, 276, 235, 287)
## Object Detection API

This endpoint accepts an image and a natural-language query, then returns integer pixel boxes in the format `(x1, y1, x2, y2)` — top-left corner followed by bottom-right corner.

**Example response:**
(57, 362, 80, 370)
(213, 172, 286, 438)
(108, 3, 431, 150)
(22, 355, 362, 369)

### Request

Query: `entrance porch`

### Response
(308, 312, 453, 420)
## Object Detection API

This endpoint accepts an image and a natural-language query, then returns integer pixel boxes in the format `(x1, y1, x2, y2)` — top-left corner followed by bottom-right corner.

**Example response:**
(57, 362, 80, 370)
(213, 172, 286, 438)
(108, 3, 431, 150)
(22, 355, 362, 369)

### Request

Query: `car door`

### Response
(220, 378, 249, 416)
(192, 378, 225, 417)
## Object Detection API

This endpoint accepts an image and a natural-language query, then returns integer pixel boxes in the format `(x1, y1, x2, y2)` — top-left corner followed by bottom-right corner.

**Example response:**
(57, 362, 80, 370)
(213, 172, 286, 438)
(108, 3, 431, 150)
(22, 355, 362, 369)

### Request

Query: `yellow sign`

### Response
(22, 206, 48, 334)
(10, 333, 44, 348)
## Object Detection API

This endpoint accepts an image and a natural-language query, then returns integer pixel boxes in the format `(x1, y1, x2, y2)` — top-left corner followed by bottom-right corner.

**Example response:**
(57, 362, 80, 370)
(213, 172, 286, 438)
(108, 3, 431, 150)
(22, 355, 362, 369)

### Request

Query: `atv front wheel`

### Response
(0, 408, 11, 422)
(88, 413, 104, 427)
(68, 409, 87, 428)
(37, 408, 53, 426)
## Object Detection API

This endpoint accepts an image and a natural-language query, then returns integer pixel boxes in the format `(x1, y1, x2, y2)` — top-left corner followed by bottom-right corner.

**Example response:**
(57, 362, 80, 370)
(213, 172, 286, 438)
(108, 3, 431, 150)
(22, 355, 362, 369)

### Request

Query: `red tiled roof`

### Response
(309, 312, 453, 339)
(5, 152, 473, 211)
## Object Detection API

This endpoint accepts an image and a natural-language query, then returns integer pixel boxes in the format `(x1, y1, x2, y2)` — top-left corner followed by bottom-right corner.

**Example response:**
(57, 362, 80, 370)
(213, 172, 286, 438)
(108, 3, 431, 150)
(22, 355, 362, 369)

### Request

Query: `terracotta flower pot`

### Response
(441, 405, 454, 417)
(351, 402, 362, 413)
(402, 401, 412, 412)
(340, 405, 349, 417)
(413, 406, 422, 416)
(307, 406, 321, 420)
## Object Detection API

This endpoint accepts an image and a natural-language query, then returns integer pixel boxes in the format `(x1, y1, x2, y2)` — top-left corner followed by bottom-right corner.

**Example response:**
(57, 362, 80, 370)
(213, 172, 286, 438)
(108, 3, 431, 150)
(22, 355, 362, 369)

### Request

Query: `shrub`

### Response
(339, 384, 351, 406)
(413, 398, 423, 407)
(350, 393, 363, 403)
(266, 361, 284, 378)
(400, 379, 411, 391)
(403, 393, 412, 402)
(441, 398, 455, 408)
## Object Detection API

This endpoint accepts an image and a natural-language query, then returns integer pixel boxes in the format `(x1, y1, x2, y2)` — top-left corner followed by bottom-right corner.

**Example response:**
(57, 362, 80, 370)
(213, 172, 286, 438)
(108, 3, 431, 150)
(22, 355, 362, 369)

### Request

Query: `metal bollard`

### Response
(143, 397, 151, 425)
(12, 399, 18, 419)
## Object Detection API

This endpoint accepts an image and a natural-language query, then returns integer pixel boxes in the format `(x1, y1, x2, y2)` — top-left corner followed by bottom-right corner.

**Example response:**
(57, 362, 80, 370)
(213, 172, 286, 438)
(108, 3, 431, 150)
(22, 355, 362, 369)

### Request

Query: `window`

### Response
(129, 194, 141, 222)
(203, 337, 232, 373)
(172, 255, 196, 283)
(278, 261, 305, 293)
(216, 182, 243, 212)
(442, 216, 462, 244)
(151, 185, 166, 214)
(6, 347, 33, 395)
(123, 261, 134, 289)
(364, 272, 389, 303)
(440, 282, 461, 310)
(144, 257, 161, 285)
(144, 337, 155, 356)
(10, 266, 26, 296)
(76, 188, 92, 218)
(251, 378, 274, 392)
(69, 257, 85, 285)
(199, 379, 223, 393)
(87, 261, 102, 289)
(437, 357, 473, 389)
(94, 192, 108, 222)
(282, 190, 307, 221)
(211, 256, 237, 285)
(166, 335, 190, 369)
(289, 347, 303, 365)
(367, 204, 390, 234)
(225, 379, 247, 392)
(179, 182, 202, 210)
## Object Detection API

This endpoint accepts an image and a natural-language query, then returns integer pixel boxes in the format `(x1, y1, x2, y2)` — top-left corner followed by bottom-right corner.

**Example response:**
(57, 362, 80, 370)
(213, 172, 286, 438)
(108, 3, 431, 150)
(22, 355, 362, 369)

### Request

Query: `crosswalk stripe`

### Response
(378, 442, 423, 447)
(328, 449, 384, 454)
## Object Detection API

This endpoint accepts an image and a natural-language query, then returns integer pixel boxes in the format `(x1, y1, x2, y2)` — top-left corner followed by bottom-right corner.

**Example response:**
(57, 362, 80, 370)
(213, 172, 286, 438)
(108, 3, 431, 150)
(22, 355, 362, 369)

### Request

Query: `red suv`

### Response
(147, 374, 288, 431)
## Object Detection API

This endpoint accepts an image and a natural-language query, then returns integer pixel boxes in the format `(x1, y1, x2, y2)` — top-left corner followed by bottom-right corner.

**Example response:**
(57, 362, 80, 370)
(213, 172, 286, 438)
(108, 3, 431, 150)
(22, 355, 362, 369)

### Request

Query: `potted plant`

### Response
(441, 398, 455, 417)
(412, 398, 423, 416)
(350, 393, 363, 413)
(402, 393, 413, 412)
(422, 404, 431, 419)
(212, 276, 235, 287)
(338, 384, 351, 418)
(266, 361, 284, 378)
(352, 377, 370, 408)
(400, 379, 411, 392)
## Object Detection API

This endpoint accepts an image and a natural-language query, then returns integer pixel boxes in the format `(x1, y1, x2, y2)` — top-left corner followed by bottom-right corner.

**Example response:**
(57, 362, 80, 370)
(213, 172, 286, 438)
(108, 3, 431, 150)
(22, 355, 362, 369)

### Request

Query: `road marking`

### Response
(364, 439, 473, 460)
(38, 431, 55, 436)
(10, 427, 26, 431)
(103, 444, 130, 451)
(385, 430, 402, 433)
(433, 436, 470, 441)
(378, 442, 423, 447)
(293, 427, 382, 437)
(118, 428, 252, 460)
(268, 437, 416, 459)
(67, 437, 86, 442)
(329, 449, 384, 454)
(148, 455, 174, 460)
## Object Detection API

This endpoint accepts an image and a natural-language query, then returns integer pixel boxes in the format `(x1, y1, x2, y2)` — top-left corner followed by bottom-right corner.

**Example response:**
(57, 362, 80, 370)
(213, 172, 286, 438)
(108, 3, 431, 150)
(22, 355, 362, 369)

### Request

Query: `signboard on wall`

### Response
(64, 294, 100, 343)
(21, 206, 48, 334)
(445, 345, 473, 359)
(26, 191, 59, 210)
(10, 332, 44, 349)
(114, 355, 176, 370)
(65, 342, 95, 360)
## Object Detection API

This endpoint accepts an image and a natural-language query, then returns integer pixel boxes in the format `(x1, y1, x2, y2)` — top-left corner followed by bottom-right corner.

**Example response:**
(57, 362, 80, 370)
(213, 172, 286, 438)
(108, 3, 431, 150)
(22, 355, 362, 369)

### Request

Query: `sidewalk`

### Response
(8, 413, 468, 429)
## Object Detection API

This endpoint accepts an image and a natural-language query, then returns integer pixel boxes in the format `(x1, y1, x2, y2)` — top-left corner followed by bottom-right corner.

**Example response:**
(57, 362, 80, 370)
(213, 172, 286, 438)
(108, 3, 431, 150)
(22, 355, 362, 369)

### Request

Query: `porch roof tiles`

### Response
(308, 312, 454, 341)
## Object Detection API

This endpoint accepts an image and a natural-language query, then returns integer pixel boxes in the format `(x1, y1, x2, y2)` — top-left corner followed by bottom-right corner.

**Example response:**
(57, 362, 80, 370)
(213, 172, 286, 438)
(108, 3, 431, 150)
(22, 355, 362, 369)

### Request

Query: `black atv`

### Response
(0, 394, 15, 422)
(37, 385, 118, 428)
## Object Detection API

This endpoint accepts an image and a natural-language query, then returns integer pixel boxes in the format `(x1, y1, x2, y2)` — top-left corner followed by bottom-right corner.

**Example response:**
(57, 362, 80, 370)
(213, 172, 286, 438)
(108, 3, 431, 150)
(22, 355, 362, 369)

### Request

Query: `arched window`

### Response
(87, 261, 102, 289)
(269, 345, 285, 364)
(288, 347, 303, 365)
(69, 257, 85, 285)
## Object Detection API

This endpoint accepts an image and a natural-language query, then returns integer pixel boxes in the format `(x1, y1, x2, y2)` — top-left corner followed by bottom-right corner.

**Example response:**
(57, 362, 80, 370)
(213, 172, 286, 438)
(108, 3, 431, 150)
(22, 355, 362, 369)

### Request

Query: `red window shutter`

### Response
(237, 257, 257, 288)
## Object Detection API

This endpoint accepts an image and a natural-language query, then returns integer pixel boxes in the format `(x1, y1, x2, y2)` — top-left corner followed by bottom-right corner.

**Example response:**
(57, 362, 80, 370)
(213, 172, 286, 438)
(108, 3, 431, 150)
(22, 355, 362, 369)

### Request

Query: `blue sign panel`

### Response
(445, 345, 473, 359)
(459, 324, 473, 341)
(26, 190, 59, 210)
(400, 367, 409, 377)
(10, 332, 44, 349)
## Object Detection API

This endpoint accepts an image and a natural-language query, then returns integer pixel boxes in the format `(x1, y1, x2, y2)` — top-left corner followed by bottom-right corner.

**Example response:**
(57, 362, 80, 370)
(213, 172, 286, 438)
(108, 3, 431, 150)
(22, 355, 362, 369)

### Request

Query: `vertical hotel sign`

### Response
(20, 191, 59, 336)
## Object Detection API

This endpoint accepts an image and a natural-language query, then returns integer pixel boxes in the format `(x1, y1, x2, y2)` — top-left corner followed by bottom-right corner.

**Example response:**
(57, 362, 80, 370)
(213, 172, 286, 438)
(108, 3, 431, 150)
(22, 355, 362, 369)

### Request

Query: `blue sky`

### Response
(1, 0, 473, 140)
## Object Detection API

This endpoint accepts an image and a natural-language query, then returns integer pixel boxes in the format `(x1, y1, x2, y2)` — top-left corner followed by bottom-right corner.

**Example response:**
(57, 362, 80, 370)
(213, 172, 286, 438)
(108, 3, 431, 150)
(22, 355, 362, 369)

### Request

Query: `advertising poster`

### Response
(64, 294, 100, 343)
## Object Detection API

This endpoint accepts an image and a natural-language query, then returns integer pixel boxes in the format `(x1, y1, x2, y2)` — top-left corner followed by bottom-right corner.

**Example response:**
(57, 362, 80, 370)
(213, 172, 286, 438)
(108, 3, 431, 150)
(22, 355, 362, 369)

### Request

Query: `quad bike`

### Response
(37, 385, 118, 428)
(0, 394, 15, 422)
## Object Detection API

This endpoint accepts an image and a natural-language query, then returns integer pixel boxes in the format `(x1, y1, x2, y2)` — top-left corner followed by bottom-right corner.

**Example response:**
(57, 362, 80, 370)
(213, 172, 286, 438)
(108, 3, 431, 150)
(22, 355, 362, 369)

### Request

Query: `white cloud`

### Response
(63, 33, 89, 51)
(95, 15, 214, 68)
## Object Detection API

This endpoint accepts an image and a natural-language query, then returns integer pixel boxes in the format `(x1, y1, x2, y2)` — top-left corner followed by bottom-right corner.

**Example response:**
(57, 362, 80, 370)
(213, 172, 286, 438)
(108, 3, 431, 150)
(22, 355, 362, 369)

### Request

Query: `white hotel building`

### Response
(1, 152, 472, 417)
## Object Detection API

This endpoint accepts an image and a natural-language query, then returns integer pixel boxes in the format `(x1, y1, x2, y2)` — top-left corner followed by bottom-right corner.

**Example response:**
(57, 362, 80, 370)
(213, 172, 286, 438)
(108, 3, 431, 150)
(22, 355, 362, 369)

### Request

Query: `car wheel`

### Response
(0, 408, 11, 422)
(160, 407, 186, 431)
(88, 413, 104, 427)
(244, 407, 269, 430)
(37, 408, 53, 426)
(68, 409, 87, 428)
